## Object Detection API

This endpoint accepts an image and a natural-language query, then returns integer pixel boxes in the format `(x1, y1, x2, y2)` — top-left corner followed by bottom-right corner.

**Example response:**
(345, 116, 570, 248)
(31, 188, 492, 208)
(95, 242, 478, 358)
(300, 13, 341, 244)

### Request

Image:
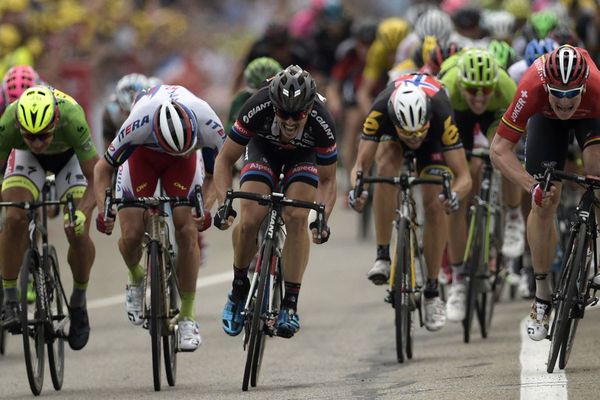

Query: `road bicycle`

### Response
(0, 180, 75, 395)
(103, 185, 203, 391)
(219, 188, 326, 391)
(354, 169, 451, 363)
(542, 166, 599, 373)
(462, 148, 505, 343)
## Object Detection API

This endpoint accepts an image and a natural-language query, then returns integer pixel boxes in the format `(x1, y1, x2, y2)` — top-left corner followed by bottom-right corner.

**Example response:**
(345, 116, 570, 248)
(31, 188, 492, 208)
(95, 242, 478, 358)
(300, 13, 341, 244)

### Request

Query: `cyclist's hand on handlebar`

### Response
(309, 220, 331, 244)
(531, 182, 556, 208)
(192, 209, 212, 232)
(96, 209, 115, 235)
(213, 204, 236, 230)
(348, 189, 368, 212)
(64, 210, 87, 236)
(438, 190, 459, 213)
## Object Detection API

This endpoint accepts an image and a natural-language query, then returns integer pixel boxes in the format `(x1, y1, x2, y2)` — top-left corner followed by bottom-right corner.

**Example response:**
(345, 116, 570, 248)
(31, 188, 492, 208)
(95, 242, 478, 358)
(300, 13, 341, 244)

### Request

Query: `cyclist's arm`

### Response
(490, 133, 536, 192)
(316, 163, 337, 220)
(443, 147, 472, 200)
(214, 138, 245, 205)
(356, 76, 377, 118)
(202, 174, 216, 211)
(78, 155, 100, 218)
(93, 157, 115, 215)
(350, 138, 378, 187)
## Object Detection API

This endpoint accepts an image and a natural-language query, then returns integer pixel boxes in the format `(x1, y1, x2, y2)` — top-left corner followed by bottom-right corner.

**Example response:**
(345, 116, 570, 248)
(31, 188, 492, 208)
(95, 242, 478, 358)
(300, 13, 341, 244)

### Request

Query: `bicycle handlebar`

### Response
(222, 188, 327, 242)
(542, 163, 600, 190)
(354, 171, 452, 199)
(0, 193, 76, 223)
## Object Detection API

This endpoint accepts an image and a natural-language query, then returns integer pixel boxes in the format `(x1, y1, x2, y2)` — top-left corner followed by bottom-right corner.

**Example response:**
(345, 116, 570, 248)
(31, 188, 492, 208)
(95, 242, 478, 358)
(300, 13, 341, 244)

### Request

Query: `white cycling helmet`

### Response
(482, 10, 516, 41)
(387, 81, 431, 132)
(116, 73, 150, 112)
(413, 8, 453, 45)
(153, 100, 198, 155)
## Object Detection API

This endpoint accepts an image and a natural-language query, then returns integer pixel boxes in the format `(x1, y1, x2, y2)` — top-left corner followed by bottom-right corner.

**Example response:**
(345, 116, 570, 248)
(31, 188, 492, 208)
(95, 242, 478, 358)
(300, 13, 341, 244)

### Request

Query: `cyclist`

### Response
(0, 85, 98, 351)
(439, 48, 523, 321)
(349, 73, 472, 332)
(101, 73, 150, 151)
(94, 85, 225, 351)
(487, 40, 519, 71)
(508, 38, 558, 83)
(490, 45, 600, 340)
(1, 65, 40, 113)
(214, 65, 335, 339)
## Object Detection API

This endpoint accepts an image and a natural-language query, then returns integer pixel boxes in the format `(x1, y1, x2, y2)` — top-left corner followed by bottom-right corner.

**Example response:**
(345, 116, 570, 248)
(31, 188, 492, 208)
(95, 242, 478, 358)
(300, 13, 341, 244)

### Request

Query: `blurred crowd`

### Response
(1, 0, 600, 147)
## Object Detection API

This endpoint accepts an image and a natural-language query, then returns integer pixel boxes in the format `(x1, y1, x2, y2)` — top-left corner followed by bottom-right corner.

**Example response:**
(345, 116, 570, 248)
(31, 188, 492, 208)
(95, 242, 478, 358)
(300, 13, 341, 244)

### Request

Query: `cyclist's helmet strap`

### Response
(543, 45, 589, 88)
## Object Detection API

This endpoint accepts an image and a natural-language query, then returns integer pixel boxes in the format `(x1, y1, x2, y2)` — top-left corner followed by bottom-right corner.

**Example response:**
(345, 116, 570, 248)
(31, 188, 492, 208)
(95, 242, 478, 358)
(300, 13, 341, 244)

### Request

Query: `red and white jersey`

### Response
(498, 48, 600, 143)
(105, 85, 225, 166)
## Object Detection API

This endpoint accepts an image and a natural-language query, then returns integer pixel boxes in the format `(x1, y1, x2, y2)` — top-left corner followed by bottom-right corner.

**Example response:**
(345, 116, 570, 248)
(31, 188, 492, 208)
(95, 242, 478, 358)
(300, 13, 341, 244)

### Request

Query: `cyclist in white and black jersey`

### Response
(94, 84, 225, 351)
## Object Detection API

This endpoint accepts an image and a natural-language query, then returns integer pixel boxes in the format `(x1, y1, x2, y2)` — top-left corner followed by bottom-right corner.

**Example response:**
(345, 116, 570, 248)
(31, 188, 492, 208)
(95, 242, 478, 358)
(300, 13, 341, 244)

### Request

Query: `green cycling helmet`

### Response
(530, 10, 559, 39)
(244, 57, 282, 90)
(487, 40, 517, 70)
(458, 49, 499, 88)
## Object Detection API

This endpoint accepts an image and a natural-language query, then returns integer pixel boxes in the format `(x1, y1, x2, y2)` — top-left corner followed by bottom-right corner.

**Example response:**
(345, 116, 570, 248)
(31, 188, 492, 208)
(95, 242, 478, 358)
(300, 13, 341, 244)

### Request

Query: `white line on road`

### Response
(520, 317, 568, 400)
(87, 271, 232, 310)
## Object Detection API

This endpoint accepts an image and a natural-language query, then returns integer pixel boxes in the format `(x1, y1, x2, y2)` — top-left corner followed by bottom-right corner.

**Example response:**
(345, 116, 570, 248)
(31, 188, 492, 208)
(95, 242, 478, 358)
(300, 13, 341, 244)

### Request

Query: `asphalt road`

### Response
(1, 202, 599, 399)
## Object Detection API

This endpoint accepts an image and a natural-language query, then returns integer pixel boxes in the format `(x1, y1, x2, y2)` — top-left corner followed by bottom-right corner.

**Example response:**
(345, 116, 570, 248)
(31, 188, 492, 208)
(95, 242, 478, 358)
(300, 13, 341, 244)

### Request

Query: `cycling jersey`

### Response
(507, 59, 528, 83)
(101, 94, 129, 147)
(231, 86, 337, 166)
(0, 88, 96, 162)
(362, 40, 398, 82)
(105, 85, 225, 169)
(498, 48, 600, 144)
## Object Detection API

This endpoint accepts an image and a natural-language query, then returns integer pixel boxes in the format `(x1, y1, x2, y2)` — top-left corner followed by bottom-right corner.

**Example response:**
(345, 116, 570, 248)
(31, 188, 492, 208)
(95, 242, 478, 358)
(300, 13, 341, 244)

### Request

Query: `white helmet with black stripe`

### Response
(387, 81, 431, 132)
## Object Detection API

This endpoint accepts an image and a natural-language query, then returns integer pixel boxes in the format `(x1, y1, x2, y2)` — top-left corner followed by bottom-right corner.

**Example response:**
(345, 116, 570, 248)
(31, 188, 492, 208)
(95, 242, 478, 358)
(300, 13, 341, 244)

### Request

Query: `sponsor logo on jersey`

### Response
(242, 101, 270, 123)
(233, 120, 252, 138)
(441, 116, 459, 146)
(136, 182, 148, 193)
(510, 90, 528, 122)
(118, 115, 150, 140)
(287, 164, 318, 176)
(311, 110, 334, 141)
(173, 182, 187, 190)
(363, 111, 382, 136)
(534, 57, 545, 82)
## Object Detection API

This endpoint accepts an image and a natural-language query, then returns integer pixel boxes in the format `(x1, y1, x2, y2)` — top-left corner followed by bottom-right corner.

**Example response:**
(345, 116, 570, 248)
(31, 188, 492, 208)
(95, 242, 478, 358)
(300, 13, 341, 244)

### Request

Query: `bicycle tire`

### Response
(394, 218, 410, 363)
(20, 249, 45, 395)
(243, 242, 271, 391)
(559, 229, 590, 369)
(0, 278, 6, 355)
(479, 241, 500, 338)
(464, 208, 485, 344)
(164, 252, 178, 387)
(149, 242, 163, 391)
(47, 246, 65, 391)
(547, 225, 584, 373)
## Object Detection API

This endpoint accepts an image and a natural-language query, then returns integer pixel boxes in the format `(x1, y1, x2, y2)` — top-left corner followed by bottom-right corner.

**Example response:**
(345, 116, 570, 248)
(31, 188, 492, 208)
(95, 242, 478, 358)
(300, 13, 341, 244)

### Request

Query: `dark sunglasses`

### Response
(547, 85, 584, 99)
(22, 130, 54, 142)
(463, 86, 495, 96)
(274, 108, 309, 121)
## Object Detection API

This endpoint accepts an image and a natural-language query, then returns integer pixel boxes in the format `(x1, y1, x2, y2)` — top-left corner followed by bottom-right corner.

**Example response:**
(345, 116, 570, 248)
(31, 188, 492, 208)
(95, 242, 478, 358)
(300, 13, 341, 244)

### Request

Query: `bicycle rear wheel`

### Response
(559, 230, 590, 370)
(164, 252, 179, 387)
(547, 225, 584, 373)
(394, 219, 410, 363)
(243, 243, 271, 391)
(47, 246, 65, 391)
(20, 249, 45, 395)
(148, 242, 164, 391)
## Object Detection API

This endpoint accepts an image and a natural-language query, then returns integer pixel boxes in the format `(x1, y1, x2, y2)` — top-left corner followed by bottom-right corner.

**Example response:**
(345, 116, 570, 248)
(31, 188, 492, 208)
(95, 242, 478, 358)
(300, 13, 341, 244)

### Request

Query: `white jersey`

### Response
(508, 59, 528, 83)
(105, 85, 225, 166)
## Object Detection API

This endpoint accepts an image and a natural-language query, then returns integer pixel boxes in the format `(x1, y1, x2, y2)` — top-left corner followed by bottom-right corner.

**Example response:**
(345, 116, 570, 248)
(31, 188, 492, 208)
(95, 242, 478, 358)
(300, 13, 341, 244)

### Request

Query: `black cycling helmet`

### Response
(269, 65, 316, 113)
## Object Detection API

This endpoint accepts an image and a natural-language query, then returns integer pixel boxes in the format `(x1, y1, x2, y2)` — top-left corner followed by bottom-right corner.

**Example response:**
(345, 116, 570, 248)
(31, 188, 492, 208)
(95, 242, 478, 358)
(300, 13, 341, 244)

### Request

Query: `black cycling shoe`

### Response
(68, 306, 90, 350)
(1, 301, 21, 333)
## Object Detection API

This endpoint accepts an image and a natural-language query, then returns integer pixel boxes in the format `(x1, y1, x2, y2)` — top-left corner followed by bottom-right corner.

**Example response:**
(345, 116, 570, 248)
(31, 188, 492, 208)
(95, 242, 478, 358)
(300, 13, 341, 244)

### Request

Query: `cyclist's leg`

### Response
(524, 115, 567, 340)
(370, 139, 403, 283)
(0, 150, 44, 328)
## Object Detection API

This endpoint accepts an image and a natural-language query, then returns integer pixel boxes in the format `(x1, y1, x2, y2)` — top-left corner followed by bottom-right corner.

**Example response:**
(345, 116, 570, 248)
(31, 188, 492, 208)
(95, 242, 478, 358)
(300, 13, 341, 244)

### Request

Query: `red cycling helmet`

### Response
(427, 42, 460, 75)
(543, 45, 589, 88)
(2, 65, 39, 103)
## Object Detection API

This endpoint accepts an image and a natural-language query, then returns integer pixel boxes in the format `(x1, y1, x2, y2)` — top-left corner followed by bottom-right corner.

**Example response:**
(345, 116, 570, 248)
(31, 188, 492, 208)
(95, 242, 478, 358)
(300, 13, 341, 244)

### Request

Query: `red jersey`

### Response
(497, 48, 600, 143)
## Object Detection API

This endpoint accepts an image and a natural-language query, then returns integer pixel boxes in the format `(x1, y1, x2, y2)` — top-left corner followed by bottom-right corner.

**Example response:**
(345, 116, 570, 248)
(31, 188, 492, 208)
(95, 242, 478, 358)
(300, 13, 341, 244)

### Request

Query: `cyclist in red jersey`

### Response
(490, 45, 600, 341)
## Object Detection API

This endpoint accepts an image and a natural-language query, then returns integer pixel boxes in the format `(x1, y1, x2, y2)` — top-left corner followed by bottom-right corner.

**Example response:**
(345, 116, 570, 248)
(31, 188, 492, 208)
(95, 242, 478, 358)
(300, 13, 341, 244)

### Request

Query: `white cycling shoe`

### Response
(526, 299, 551, 341)
(178, 318, 202, 351)
(446, 282, 467, 322)
(367, 259, 390, 285)
(502, 213, 525, 258)
(424, 296, 446, 332)
(125, 283, 144, 326)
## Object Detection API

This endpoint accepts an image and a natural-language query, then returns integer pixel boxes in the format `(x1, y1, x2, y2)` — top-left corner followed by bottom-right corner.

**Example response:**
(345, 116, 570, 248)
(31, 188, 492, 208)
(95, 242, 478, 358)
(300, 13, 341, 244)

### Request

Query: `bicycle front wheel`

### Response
(393, 218, 411, 363)
(547, 225, 585, 373)
(20, 249, 45, 395)
(464, 208, 485, 344)
(243, 242, 271, 391)
(47, 246, 65, 391)
(148, 242, 164, 391)
(164, 251, 179, 387)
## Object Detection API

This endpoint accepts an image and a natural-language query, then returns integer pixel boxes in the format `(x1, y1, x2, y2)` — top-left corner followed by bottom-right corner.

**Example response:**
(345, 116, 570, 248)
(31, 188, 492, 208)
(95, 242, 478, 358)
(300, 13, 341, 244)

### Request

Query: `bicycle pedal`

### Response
(142, 319, 150, 330)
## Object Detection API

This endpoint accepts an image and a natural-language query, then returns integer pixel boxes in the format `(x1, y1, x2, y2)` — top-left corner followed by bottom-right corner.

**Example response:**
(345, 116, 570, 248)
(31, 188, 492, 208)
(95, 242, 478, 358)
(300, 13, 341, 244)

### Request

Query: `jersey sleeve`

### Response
(62, 103, 97, 162)
(361, 85, 395, 142)
(104, 102, 153, 167)
(229, 89, 270, 146)
(313, 103, 338, 166)
(0, 103, 24, 161)
(497, 58, 545, 143)
(431, 89, 463, 151)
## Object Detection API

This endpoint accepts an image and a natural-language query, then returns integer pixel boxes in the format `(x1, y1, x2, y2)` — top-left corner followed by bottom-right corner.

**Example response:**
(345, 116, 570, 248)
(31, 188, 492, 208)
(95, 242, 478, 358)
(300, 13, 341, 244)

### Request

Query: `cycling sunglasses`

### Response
(274, 108, 309, 121)
(21, 129, 54, 142)
(462, 86, 495, 96)
(547, 85, 584, 99)
(397, 122, 430, 139)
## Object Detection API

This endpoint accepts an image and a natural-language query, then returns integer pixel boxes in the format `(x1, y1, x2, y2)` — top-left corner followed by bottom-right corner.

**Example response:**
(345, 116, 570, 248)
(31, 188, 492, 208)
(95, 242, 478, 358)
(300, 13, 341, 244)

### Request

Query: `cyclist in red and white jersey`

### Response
(94, 84, 225, 351)
(491, 45, 600, 341)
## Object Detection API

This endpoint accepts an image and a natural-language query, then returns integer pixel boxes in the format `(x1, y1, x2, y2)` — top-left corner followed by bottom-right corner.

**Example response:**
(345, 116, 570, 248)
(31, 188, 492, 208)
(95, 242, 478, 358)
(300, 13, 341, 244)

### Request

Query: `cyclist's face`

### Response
(460, 86, 494, 115)
(395, 126, 427, 149)
(23, 132, 54, 154)
(275, 109, 310, 143)
(547, 86, 583, 120)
